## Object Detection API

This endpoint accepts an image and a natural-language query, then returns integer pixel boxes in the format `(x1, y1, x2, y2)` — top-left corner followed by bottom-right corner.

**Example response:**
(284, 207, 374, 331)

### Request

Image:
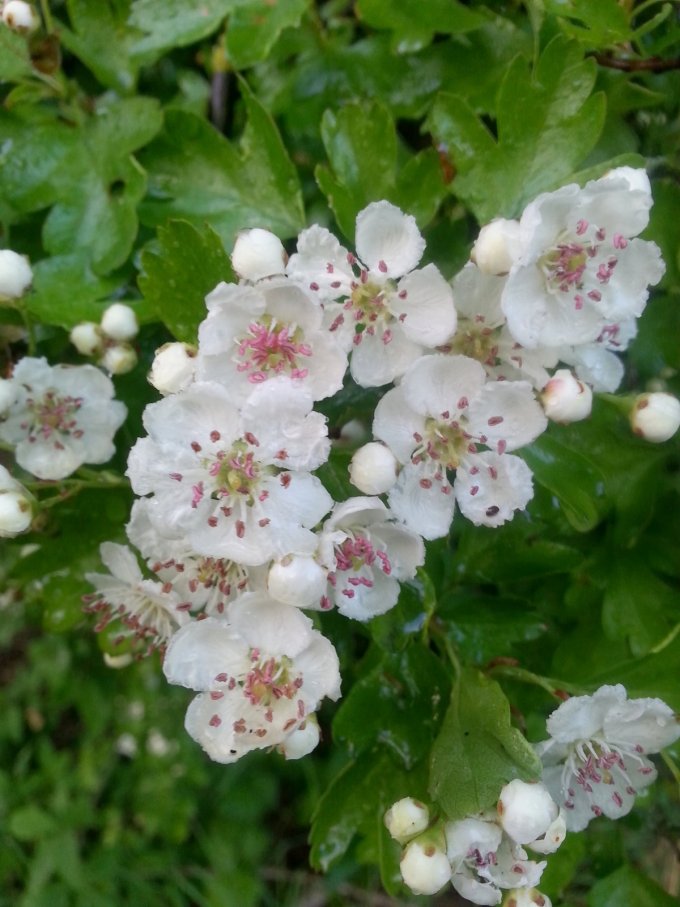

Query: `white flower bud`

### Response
(504, 888, 552, 907)
(0, 377, 18, 414)
(231, 228, 287, 282)
(267, 555, 327, 608)
(471, 218, 521, 276)
(630, 392, 680, 443)
(279, 715, 320, 760)
(101, 343, 138, 375)
(384, 798, 430, 843)
(528, 813, 566, 855)
(349, 442, 398, 494)
(0, 249, 33, 299)
(2, 1, 38, 32)
(540, 369, 592, 423)
(400, 838, 451, 896)
(340, 419, 368, 444)
(100, 303, 139, 341)
(148, 342, 197, 395)
(0, 467, 34, 537)
(103, 652, 134, 669)
(498, 780, 558, 846)
(70, 322, 104, 357)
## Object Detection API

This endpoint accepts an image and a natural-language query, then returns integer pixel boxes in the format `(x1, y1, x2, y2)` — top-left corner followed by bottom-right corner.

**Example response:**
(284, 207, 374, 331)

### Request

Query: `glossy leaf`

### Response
(226, 0, 309, 70)
(589, 865, 678, 907)
(429, 668, 542, 820)
(0, 25, 33, 82)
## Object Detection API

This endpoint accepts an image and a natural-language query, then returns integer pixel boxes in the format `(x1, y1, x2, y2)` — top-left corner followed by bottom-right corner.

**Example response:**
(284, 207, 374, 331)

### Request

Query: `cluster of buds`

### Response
(70, 302, 140, 375)
(385, 780, 564, 904)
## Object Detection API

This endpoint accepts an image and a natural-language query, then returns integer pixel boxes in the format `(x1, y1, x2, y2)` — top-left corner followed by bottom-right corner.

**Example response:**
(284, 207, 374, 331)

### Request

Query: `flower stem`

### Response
(487, 664, 587, 698)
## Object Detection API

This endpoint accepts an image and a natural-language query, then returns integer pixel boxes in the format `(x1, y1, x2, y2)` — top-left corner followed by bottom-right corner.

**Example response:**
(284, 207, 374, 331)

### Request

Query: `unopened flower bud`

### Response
(349, 442, 398, 494)
(70, 322, 104, 357)
(0, 467, 34, 537)
(471, 218, 521, 276)
(103, 652, 134, 669)
(268, 555, 327, 608)
(384, 798, 430, 843)
(279, 715, 320, 760)
(504, 889, 552, 907)
(100, 303, 139, 342)
(528, 812, 566, 855)
(400, 837, 451, 896)
(498, 780, 558, 846)
(630, 392, 680, 443)
(101, 343, 138, 375)
(231, 228, 287, 282)
(0, 249, 33, 299)
(2, 1, 38, 32)
(540, 369, 592, 423)
(148, 342, 197, 395)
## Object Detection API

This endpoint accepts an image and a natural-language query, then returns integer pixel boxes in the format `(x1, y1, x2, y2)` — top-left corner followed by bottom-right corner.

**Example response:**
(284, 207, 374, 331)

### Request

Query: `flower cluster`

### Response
(385, 780, 564, 904)
(386, 685, 678, 905)
(70, 302, 140, 375)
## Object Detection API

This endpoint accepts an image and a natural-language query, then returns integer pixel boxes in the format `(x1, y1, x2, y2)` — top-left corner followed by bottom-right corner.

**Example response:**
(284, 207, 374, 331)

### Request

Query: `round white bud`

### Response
(101, 343, 138, 375)
(279, 715, 320, 760)
(630, 392, 680, 443)
(148, 342, 197, 395)
(471, 218, 521, 276)
(231, 228, 287, 282)
(498, 780, 558, 846)
(528, 812, 566, 855)
(103, 652, 134, 669)
(400, 838, 451, 896)
(2, 1, 38, 32)
(384, 798, 430, 843)
(540, 369, 592, 423)
(349, 442, 398, 494)
(504, 888, 553, 907)
(0, 249, 33, 299)
(70, 322, 104, 357)
(267, 554, 327, 608)
(0, 377, 18, 414)
(100, 303, 139, 341)
(0, 467, 34, 537)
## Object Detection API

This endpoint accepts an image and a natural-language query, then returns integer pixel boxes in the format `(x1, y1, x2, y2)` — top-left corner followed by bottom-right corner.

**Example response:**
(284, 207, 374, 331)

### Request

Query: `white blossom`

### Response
(287, 201, 456, 387)
(70, 322, 104, 357)
(148, 342, 197, 395)
(348, 441, 398, 495)
(400, 837, 452, 896)
(100, 303, 139, 342)
(536, 684, 680, 832)
(101, 343, 138, 376)
(126, 379, 332, 565)
(0, 465, 34, 537)
(231, 228, 287, 282)
(384, 797, 430, 844)
(497, 780, 559, 847)
(0, 357, 127, 480)
(267, 554, 327, 608)
(84, 542, 189, 655)
(2, 0, 37, 30)
(317, 497, 424, 620)
(540, 370, 592, 423)
(373, 355, 546, 536)
(630, 392, 680, 443)
(501, 168, 664, 349)
(196, 279, 347, 403)
(471, 218, 521, 276)
(162, 594, 341, 763)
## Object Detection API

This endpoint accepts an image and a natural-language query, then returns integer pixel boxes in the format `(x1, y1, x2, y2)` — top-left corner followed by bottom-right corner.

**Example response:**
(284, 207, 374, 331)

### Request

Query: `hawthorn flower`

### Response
(445, 816, 546, 906)
(317, 497, 424, 620)
(162, 593, 341, 763)
(0, 357, 127, 480)
(536, 684, 680, 832)
(501, 168, 664, 349)
(373, 355, 547, 537)
(497, 780, 565, 854)
(557, 318, 637, 393)
(448, 264, 557, 388)
(126, 378, 332, 565)
(196, 279, 347, 403)
(84, 542, 189, 655)
(287, 201, 456, 387)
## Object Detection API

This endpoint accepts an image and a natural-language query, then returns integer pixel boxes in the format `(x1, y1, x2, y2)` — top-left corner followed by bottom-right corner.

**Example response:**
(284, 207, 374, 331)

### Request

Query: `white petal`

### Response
(355, 201, 425, 278)
(546, 685, 626, 742)
(163, 618, 250, 691)
(603, 697, 680, 753)
(350, 327, 422, 387)
(286, 224, 353, 300)
(372, 386, 424, 464)
(467, 381, 547, 451)
(455, 452, 534, 527)
(401, 354, 486, 419)
(227, 593, 314, 657)
(390, 264, 457, 346)
(387, 463, 455, 540)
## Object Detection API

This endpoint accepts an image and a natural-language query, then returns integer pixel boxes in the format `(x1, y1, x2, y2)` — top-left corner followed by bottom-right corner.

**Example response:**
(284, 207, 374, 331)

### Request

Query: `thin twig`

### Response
(594, 53, 680, 72)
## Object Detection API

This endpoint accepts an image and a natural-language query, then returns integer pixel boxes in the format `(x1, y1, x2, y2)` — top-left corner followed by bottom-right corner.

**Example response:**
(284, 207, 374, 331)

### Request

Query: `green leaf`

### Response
(0, 24, 33, 82)
(128, 0, 236, 54)
(333, 646, 451, 768)
(139, 86, 305, 246)
(601, 556, 677, 656)
(9, 805, 57, 841)
(589, 865, 679, 907)
(138, 219, 233, 342)
(427, 37, 605, 221)
(356, 0, 486, 37)
(315, 101, 446, 238)
(309, 750, 427, 872)
(28, 254, 122, 329)
(429, 668, 541, 819)
(545, 0, 631, 47)
(441, 593, 548, 663)
(226, 0, 309, 70)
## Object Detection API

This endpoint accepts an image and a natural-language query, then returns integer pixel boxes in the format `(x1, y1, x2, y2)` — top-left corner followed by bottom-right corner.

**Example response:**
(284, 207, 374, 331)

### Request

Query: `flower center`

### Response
(412, 414, 476, 472)
(347, 276, 395, 345)
(23, 390, 84, 443)
(328, 534, 392, 601)
(235, 315, 312, 383)
(450, 318, 501, 368)
(242, 650, 302, 707)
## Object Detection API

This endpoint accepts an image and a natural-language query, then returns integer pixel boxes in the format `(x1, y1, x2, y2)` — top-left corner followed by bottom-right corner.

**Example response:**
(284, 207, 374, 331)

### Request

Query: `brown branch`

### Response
(593, 52, 680, 72)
